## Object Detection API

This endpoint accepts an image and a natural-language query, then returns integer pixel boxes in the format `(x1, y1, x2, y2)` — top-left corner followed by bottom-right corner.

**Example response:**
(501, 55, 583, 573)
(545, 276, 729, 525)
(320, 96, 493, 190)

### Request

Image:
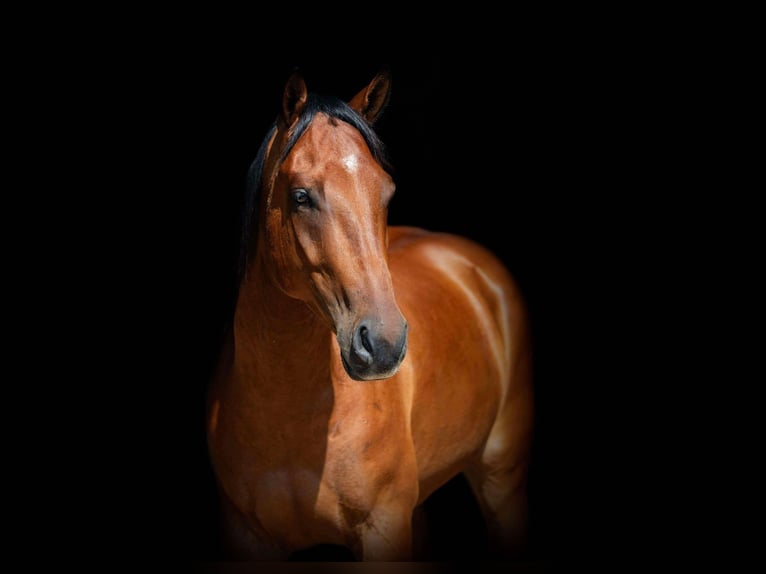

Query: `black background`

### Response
(18, 7, 738, 567)
(48, 37, 650, 565)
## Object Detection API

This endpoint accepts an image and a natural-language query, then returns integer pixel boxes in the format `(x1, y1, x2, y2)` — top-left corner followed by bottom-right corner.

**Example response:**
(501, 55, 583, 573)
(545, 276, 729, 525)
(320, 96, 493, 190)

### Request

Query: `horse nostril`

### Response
(351, 323, 374, 368)
(359, 325, 373, 355)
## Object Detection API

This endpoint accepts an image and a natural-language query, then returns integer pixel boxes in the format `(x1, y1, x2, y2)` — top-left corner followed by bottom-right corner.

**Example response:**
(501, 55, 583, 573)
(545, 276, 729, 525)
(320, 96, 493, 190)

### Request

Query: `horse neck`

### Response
(232, 248, 332, 394)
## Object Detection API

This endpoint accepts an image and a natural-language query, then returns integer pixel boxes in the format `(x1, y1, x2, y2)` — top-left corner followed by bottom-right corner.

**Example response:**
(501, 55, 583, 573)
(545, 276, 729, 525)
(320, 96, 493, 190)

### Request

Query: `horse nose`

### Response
(348, 319, 408, 379)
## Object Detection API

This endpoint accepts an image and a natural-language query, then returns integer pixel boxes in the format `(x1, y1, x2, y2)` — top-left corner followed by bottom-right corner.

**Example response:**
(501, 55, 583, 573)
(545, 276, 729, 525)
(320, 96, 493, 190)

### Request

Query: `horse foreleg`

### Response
(218, 490, 290, 561)
(354, 504, 414, 561)
(464, 389, 534, 560)
(464, 462, 530, 559)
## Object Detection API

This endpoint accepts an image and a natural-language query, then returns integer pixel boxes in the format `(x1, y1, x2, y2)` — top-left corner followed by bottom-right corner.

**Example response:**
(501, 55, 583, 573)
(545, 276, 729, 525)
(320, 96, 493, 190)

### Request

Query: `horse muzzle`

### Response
(341, 317, 408, 381)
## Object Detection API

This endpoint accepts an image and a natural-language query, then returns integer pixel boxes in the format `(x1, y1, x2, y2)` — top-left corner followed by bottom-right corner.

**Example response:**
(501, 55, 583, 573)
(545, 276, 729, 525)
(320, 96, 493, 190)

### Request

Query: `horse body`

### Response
(206, 69, 533, 561)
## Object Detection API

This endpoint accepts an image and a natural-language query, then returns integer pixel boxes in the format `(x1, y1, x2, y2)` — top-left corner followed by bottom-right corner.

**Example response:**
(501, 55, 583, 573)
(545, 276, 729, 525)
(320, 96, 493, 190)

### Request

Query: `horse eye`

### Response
(291, 188, 312, 207)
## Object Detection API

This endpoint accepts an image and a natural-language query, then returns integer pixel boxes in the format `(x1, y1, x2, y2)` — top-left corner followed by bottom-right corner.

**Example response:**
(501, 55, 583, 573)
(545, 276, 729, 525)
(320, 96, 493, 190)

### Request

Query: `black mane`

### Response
(238, 93, 392, 282)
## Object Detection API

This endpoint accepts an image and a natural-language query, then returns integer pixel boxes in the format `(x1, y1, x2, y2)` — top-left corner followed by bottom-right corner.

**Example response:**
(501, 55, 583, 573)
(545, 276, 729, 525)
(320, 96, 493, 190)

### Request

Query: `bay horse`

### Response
(206, 68, 534, 561)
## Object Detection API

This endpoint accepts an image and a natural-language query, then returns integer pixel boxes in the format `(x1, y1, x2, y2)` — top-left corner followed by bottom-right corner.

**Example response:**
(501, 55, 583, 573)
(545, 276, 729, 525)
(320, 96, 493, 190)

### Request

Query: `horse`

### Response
(206, 68, 534, 561)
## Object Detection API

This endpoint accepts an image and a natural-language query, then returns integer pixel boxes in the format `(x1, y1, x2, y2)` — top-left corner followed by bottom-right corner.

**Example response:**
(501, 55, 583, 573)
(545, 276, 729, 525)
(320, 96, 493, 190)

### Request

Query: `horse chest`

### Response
(253, 408, 395, 495)
(246, 423, 399, 548)
(213, 388, 408, 547)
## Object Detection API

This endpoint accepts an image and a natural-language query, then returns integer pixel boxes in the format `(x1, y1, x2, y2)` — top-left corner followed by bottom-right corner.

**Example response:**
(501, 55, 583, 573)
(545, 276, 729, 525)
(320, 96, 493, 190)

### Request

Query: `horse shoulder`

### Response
(389, 226, 530, 402)
(387, 226, 531, 493)
(388, 225, 527, 326)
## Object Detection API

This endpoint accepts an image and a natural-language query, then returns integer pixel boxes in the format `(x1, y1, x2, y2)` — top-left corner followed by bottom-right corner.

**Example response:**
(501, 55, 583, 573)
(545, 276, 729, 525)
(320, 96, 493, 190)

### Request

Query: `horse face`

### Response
(266, 114, 407, 381)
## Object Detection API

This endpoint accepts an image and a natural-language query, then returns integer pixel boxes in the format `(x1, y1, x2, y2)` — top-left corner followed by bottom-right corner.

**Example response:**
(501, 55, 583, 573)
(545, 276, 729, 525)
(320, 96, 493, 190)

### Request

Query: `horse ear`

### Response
(279, 70, 308, 131)
(348, 67, 392, 124)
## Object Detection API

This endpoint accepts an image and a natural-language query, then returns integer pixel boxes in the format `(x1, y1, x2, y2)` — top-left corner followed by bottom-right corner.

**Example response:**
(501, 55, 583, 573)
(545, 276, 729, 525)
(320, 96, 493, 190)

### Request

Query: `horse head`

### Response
(254, 69, 408, 381)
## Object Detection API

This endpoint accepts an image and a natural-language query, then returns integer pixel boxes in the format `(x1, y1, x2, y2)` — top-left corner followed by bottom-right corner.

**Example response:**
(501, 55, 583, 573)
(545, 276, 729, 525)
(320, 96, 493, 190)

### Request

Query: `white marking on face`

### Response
(341, 153, 358, 173)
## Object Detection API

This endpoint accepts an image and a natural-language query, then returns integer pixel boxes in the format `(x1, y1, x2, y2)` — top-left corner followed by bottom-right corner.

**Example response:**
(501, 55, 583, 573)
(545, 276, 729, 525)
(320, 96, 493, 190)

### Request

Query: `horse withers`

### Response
(206, 68, 534, 561)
